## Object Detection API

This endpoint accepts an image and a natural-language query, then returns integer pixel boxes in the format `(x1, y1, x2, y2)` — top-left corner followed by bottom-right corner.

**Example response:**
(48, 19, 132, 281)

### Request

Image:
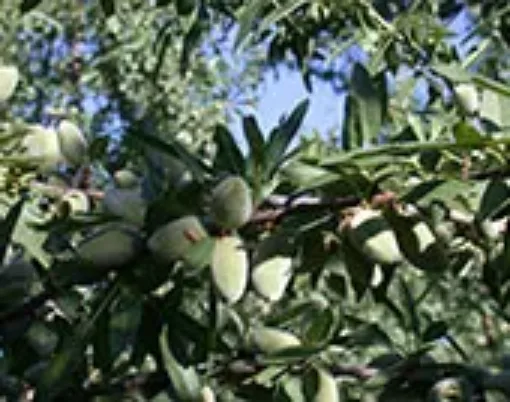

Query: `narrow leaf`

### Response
(159, 325, 201, 401)
(213, 124, 245, 175)
(0, 198, 25, 264)
(266, 99, 309, 174)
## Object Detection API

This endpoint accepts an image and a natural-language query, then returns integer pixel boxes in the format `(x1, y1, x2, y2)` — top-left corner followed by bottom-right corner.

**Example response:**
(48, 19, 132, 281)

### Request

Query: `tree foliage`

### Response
(1, 0, 510, 401)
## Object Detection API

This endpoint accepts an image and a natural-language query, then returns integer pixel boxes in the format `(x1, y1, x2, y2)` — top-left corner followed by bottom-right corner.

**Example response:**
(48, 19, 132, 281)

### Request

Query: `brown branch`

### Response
(249, 194, 361, 225)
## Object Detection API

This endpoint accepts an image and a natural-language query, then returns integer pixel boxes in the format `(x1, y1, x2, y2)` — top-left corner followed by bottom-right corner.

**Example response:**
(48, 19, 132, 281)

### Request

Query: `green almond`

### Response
(148, 215, 207, 262)
(211, 236, 248, 303)
(22, 125, 63, 172)
(60, 189, 90, 216)
(103, 187, 147, 226)
(314, 369, 339, 402)
(76, 225, 141, 269)
(251, 326, 301, 354)
(57, 119, 88, 166)
(0, 65, 19, 102)
(114, 169, 140, 189)
(252, 256, 293, 302)
(348, 208, 403, 265)
(200, 386, 216, 402)
(210, 176, 253, 229)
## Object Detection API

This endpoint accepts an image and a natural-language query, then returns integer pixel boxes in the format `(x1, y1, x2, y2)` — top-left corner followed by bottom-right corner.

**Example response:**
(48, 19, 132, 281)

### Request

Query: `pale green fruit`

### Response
(210, 176, 253, 229)
(428, 377, 468, 402)
(251, 256, 293, 301)
(114, 169, 140, 189)
(0, 65, 19, 102)
(22, 125, 63, 172)
(251, 327, 301, 354)
(60, 189, 90, 216)
(211, 236, 248, 303)
(103, 187, 147, 226)
(57, 119, 88, 166)
(454, 83, 479, 115)
(200, 386, 216, 402)
(76, 225, 140, 269)
(347, 208, 403, 265)
(314, 369, 339, 402)
(148, 215, 207, 262)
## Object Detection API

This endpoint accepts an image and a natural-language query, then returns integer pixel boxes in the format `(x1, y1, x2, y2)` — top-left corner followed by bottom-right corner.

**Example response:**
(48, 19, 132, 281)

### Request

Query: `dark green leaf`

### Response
(478, 180, 510, 220)
(243, 115, 266, 169)
(20, 0, 41, 13)
(422, 320, 448, 342)
(350, 63, 383, 146)
(431, 63, 472, 83)
(159, 325, 201, 401)
(0, 197, 24, 263)
(99, 0, 115, 16)
(130, 130, 210, 183)
(234, 0, 268, 50)
(266, 99, 309, 175)
(213, 124, 245, 175)
(453, 121, 483, 144)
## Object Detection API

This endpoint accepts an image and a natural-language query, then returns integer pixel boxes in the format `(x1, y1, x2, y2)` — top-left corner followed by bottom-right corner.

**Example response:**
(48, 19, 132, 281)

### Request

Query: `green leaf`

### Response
(478, 180, 510, 221)
(342, 237, 375, 300)
(342, 94, 360, 150)
(281, 161, 339, 191)
(453, 121, 483, 144)
(234, 0, 268, 50)
(243, 115, 266, 170)
(422, 320, 448, 343)
(266, 99, 309, 175)
(20, 0, 42, 13)
(36, 282, 120, 400)
(0, 197, 24, 264)
(159, 325, 201, 401)
(256, 0, 311, 38)
(302, 307, 337, 346)
(180, 7, 207, 76)
(350, 63, 383, 146)
(473, 74, 510, 98)
(431, 63, 472, 83)
(397, 278, 420, 337)
(99, 0, 115, 16)
(402, 179, 475, 211)
(130, 130, 210, 183)
(213, 124, 245, 175)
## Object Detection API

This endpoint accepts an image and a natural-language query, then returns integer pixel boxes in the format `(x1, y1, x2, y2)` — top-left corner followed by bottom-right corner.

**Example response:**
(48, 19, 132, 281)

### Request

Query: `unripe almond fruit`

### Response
(251, 326, 301, 354)
(314, 369, 339, 402)
(211, 236, 248, 303)
(0, 65, 19, 102)
(454, 83, 479, 115)
(347, 208, 403, 265)
(76, 225, 140, 269)
(200, 385, 216, 402)
(148, 215, 207, 262)
(60, 189, 90, 216)
(251, 256, 293, 302)
(57, 120, 88, 166)
(22, 125, 63, 172)
(210, 176, 252, 229)
(103, 187, 147, 226)
(114, 169, 140, 189)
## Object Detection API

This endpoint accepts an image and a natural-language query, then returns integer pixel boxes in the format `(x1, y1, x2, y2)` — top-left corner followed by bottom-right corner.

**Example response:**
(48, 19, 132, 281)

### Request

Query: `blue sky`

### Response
(228, 6, 474, 148)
